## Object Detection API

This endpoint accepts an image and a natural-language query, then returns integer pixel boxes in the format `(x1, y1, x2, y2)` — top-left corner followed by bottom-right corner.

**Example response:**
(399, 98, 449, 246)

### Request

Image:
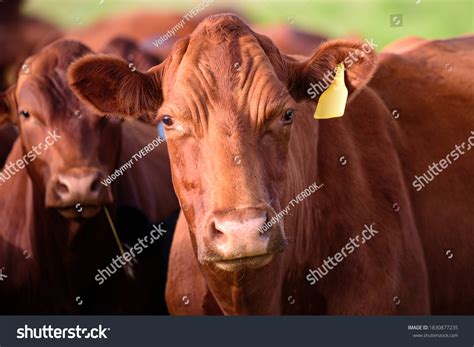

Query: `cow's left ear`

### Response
(68, 54, 162, 120)
(287, 40, 377, 104)
(0, 85, 17, 126)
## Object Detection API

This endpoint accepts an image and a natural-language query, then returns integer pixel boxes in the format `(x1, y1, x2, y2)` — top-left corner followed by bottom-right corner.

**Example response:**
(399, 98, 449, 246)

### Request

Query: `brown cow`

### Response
(102, 36, 163, 72)
(68, 14, 474, 315)
(256, 24, 326, 56)
(0, 40, 179, 314)
(66, 11, 198, 58)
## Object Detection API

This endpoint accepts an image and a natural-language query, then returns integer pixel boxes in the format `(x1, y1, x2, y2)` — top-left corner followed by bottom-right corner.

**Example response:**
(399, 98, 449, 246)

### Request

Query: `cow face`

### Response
(0, 40, 121, 219)
(69, 15, 376, 269)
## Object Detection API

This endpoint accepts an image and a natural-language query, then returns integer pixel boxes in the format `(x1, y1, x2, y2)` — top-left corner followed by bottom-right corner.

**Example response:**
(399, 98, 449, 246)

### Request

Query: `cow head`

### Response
(69, 15, 376, 269)
(0, 40, 121, 219)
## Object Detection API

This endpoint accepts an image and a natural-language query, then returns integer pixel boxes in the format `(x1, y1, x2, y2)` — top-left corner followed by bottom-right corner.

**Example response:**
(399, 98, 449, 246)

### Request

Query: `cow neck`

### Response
(0, 141, 121, 312)
(200, 262, 284, 315)
(26, 171, 118, 307)
(284, 101, 324, 264)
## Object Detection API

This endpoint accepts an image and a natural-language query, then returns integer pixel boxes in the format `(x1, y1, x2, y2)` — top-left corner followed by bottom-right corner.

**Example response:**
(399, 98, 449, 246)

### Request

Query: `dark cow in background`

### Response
(102, 36, 163, 71)
(256, 25, 326, 56)
(0, 40, 179, 314)
(66, 11, 198, 58)
(69, 14, 474, 315)
(0, 125, 17, 168)
(0, 0, 61, 89)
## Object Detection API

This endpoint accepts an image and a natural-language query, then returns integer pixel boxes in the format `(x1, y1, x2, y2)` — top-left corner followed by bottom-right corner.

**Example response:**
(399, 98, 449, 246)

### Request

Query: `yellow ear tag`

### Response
(313, 63, 348, 119)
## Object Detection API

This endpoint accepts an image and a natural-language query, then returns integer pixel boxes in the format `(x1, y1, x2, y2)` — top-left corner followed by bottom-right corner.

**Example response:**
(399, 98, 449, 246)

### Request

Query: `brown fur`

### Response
(102, 36, 163, 72)
(66, 12, 198, 56)
(256, 25, 326, 56)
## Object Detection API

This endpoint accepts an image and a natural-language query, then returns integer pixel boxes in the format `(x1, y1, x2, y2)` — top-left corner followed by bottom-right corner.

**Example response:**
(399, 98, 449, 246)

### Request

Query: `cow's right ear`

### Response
(0, 85, 17, 126)
(287, 40, 377, 104)
(68, 54, 162, 120)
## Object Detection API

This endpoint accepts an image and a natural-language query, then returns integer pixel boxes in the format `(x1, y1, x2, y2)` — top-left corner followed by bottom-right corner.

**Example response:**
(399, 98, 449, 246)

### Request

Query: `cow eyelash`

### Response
(282, 109, 295, 124)
(19, 110, 46, 126)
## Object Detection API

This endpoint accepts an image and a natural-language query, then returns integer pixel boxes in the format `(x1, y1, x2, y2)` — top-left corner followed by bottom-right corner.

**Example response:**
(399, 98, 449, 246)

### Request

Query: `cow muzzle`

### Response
(46, 167, 113, 219)
(199, 207, 288, 271)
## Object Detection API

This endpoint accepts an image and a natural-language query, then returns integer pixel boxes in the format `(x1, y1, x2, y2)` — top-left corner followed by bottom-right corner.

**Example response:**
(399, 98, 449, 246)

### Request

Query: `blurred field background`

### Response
(23, 0, 474, 49)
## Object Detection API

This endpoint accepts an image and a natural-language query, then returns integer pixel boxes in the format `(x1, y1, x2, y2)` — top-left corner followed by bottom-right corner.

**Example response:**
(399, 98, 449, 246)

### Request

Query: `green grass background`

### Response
(24, 0, 473, 49)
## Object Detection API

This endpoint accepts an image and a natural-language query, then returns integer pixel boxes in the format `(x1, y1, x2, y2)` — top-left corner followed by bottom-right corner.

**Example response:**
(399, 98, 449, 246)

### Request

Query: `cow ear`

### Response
(288, 40, 377, 104)
(0, 85, 17, 126)
(68, 54, 162, 120)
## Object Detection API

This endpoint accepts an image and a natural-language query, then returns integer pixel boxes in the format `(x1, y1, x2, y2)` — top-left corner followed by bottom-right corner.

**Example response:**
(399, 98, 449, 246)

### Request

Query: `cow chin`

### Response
(56, 205, 102, 220)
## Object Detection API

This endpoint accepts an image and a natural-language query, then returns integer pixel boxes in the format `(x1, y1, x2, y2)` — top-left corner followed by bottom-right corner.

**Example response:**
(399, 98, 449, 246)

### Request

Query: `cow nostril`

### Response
(213, 212, 270, 238)
(56, 182, 69, 195)
(259, 213, 270, 235)
(90, 177, 102, 193)
(212, 221, 225, 235)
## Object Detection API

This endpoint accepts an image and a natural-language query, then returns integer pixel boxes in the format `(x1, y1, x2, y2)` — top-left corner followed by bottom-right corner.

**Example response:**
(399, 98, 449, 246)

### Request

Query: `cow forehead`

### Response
(16, 43, 91, 118)
(164, 33, 289, 125)
(18, 72, 84, 118)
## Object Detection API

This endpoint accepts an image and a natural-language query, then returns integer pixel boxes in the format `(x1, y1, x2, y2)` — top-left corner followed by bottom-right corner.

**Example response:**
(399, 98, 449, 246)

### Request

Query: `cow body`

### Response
(68, 14, 473, 315)
(370, 36, 474, 314)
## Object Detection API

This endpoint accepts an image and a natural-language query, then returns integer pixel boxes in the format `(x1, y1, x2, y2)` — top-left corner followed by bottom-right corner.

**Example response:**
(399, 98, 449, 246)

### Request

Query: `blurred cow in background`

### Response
(0, 0, 61, 89)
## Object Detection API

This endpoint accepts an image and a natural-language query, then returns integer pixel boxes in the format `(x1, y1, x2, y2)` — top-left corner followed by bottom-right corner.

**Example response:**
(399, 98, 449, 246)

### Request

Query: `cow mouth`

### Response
(56, 205, 102, 219)
(212, 253, 274, 272)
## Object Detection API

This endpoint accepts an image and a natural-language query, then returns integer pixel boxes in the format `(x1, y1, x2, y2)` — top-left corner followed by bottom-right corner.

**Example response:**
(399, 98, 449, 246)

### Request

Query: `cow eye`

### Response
(283, 109, 294, 123)
(162, 115, 174, 127)
(20, 110, 30, 119)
